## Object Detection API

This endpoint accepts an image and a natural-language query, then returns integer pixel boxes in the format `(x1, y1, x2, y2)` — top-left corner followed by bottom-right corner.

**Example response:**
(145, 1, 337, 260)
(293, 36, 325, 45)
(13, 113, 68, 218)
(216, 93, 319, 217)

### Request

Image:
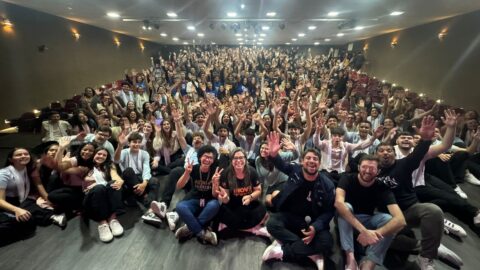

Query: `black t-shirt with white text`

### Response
(220, 166, 259, 208)
(184, 164, 217, 201)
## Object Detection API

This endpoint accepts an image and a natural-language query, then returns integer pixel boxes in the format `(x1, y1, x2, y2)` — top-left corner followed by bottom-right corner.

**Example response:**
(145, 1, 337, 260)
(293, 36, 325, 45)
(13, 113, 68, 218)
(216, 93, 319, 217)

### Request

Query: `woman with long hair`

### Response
(215, 148, 269, 237)
(83, 147, 124, 243)
(0, 148, 65, 246)
(152, 118, 183, 175)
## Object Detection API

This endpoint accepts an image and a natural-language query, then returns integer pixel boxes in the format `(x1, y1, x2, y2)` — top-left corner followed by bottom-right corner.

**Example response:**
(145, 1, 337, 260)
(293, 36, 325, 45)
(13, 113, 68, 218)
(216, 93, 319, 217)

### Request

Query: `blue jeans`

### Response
(337, 203, 394, 265)
(176, 199, 220, 236)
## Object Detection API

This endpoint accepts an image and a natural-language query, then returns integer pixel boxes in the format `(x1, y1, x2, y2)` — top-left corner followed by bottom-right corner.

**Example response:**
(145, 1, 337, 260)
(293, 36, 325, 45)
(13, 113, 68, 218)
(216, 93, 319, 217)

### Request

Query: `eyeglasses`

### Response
(233, 156, 245, 160)
(202, 155, 214, 160)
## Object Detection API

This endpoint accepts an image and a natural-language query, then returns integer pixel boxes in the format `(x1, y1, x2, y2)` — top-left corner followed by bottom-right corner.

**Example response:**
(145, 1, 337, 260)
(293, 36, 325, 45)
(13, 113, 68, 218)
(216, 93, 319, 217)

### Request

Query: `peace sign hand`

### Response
(185, 159, 194, 174)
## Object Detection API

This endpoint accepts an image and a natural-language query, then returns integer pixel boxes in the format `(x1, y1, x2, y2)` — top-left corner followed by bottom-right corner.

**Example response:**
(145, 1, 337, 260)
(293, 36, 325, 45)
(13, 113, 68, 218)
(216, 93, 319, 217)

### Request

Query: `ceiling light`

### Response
(239, 42, 244, 45)
(308, 25, 317, 30)
(390, 11, 404, 16)
(257, 42, 262, 45)
(237, 38, 243, 41)
(262, 26, 270, 30)
(160, 33, 167, 37)
(172, 37, 179, 41)
(354, 26, 364, 30)
(327, 11, 339, 17)
(244, 28, 248, 32)
(183, 42, 188, 45)
(235, 33, 242, 37)
(167, 12, 177, 17)
(324, 38, 331, 42)
(337, 33, 344, 37)
(106, 12, 120, 18)
(291, 38, 297, 41)
(211, 42, 216, 45)
(244, 34, 248, 37)
(187, 25, 195, 31)
(266, 12, 276, 17)
(241, 4, 245, 9)
(258, 38, 264, 41)
(142, 25, 147, 30)
(285, 42, 291, 45)
(227, 12, 237, 17)
(259, 33, 266, 37)
(314, 42, 320, 45)
(298, 33, 306, 37)
(197, 33, 204, 37)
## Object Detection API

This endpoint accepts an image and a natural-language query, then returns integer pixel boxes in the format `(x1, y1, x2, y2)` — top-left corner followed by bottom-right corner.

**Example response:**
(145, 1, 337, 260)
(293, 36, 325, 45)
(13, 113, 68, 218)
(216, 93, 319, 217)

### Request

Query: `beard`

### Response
(302, 166, 318, 176)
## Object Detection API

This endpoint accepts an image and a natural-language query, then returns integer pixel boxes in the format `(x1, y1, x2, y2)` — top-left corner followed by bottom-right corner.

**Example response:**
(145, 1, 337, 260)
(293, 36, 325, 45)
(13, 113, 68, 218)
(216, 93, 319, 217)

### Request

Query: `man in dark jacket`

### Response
(262, 132, 335, 270)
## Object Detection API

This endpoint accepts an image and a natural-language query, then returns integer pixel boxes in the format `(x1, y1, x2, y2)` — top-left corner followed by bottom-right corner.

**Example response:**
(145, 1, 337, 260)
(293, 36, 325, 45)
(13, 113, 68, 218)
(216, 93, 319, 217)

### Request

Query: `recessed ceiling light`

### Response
(327, 11, 339, 17)
(285, 42, 291, 45)
(237, 38, 243, 41)
(211, 42, 216, 44)
(241, 4, 245, 9)
(354, 26, 364, 30)
(183, 42, 188, 45)
(314, 42, 320, 45)
(244, 28, 248, 32)
(308, 25, 317, 30)
(266, 12, 276, 17)
(337, 33, 344, 37)
(167, 12, 177, 18)
(239, 42, 244, 45)
(197, 33, 204, 37)
(160, 33, 167, 37)
(172, 37, 179, 41)
(235, 33, 242, 37)
(254, 34, 257, 37)
(142, 26, 147, 30)
(298, 33, 306, 37)
(227, 12, 237, 17)
(262, 26, 270, 30)
(257, 42, 262, 45)
(291, 38, 297, 41)
(258, 38, 264, 41)
(259, 33, 266, 37)
(187, 25, 195, 31)
(106, 12, 120, 18)
(390, 11, 404, 16)
(324, 38, 331, 42)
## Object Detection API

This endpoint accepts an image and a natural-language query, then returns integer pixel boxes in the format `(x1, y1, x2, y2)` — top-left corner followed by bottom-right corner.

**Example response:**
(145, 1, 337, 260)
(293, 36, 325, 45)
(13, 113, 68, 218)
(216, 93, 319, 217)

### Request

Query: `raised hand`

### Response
(118, 131, 128, 146)
(171, 108, 181, 122)
(58, 136, 72, 149)
(441, 109, 457, 128)
(373, 125, 385, 139)
(419, 115, 436, 140)
(212, 167, 224, 187)
(185, 159, 193, 174)
(281, 137, 296, 151)
(267, 131, 282, 157)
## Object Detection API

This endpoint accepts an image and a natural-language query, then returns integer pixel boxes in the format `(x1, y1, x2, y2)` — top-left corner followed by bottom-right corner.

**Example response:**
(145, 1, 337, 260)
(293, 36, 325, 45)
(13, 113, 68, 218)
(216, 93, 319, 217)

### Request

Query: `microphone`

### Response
(304, 216, 312, 231)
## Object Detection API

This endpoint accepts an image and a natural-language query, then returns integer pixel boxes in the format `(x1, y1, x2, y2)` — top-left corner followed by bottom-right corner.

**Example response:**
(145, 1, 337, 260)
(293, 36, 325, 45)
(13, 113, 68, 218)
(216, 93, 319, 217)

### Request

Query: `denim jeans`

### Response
(176, 198, 221, 235)
(337, 203, 394, 265)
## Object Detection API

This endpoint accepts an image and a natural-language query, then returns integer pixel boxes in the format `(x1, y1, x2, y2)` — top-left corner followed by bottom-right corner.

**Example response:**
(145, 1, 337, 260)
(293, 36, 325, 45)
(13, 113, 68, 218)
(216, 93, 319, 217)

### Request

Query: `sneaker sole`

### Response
(143, 218, 162, 228)
(262, 244, 279, 261)
(151, 202, 166, 218)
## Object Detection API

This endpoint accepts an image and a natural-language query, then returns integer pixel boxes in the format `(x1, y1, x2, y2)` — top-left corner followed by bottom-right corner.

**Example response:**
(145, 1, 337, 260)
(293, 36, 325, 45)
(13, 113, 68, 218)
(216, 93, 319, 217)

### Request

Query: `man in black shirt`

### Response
(375, 116, 449, 270)
(262, 132, 336, 270)
(336, 155, 405, 270)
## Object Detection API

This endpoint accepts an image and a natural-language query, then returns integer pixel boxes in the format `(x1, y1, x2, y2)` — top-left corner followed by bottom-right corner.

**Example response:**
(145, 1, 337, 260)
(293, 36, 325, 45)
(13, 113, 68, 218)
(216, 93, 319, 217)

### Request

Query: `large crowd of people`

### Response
(1, 46, 480, 270)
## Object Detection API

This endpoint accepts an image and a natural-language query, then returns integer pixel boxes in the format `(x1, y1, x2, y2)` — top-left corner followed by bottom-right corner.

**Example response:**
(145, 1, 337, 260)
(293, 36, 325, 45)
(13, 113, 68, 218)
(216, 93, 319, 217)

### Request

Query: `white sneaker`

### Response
(453, 186, 468, 199)
(417, 255, 435, 270)
(443, 218, 467, 238)
(252, 226, 271, 238)
(166, 211, 179, 231)
(109, 219, 124, 237)
(473, 211, 480, 227)
(98, 224, 113, 243)
(437, 243, 463, 267)
(150, 201, 167, 218)
(142, 211, 162, 227)
(262, 240, 283, 261)
(465, 170, 480, 185)
(51, 214, 67, 228)
(308, 254, 324, 270)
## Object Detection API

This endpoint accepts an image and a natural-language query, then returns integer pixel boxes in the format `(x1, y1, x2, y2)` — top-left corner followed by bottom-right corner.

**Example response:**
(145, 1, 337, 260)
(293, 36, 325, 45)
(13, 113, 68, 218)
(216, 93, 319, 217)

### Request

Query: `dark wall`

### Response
(0, 2, 165, 127)
(353, 10, 480, 112)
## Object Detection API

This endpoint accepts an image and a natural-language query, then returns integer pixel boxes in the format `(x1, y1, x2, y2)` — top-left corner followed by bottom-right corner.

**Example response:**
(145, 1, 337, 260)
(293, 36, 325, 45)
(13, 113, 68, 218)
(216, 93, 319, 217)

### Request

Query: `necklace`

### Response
(199, 166, 211, 182)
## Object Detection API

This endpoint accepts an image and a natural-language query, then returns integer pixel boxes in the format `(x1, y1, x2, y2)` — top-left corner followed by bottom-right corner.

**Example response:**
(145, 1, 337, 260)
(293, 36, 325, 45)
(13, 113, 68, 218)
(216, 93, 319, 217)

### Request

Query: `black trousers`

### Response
(218, 200, 267, 230)
(48, 186, 84, 214)
(425, 152, 469, 187)
(267, 212, 333, 262)
(83, 185, 123, 222)
(0, 211, 36, 247)
(415, 174, 478, 226)
(160, 166, 191, 208)
(121, 167, 160, 207)
(467, 152, 480, 178)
